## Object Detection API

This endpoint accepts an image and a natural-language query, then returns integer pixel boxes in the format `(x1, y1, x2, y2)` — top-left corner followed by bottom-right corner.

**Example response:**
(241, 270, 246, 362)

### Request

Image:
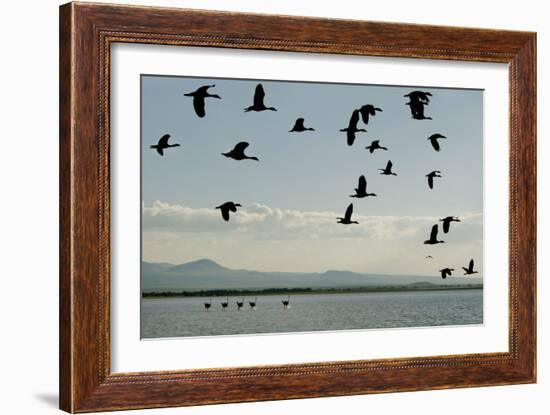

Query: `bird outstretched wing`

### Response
(430, 138, 440, 151)
(220, 207, 230, 221)
(345, 204, 353, 221)
(347, 130, 356, 146)
(428, 175, 434, 189)
(158, 134, 170, 147)
(469, 259, 474, 272)
(193, 96, 206, 118)
(357, 175, 366, 192)
(430, 224, 438, 240)
(387, 160, 393, 171)
(442, 218, 450, 233)
(233, 142, 250, 152)
(253, 84, 265, 107)
(349, 109, 360, 129)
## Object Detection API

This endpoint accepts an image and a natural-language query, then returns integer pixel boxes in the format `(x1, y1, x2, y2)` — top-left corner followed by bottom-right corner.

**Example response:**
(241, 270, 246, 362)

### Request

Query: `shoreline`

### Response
(142, 284, 483, 299)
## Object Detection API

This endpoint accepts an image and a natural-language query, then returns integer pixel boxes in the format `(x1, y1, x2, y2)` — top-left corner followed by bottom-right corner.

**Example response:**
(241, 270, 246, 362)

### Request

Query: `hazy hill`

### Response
(141, 259, 483, 292)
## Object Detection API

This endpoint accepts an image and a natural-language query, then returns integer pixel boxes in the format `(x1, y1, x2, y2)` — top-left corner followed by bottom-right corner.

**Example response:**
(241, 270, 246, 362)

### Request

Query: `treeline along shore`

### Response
(142, 283, 483, 298)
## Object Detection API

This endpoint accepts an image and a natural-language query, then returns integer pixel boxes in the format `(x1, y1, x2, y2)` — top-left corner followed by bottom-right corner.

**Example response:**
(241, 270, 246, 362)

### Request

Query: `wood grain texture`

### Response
(59, 2, 536, 412)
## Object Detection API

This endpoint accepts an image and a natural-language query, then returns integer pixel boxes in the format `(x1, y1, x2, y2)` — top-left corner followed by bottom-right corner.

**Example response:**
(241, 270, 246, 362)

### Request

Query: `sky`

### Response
(141, 74, 483, 276)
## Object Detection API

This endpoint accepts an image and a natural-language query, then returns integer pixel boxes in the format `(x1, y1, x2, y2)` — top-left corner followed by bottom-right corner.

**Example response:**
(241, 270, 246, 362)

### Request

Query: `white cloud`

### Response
(143, 200, 482, 242)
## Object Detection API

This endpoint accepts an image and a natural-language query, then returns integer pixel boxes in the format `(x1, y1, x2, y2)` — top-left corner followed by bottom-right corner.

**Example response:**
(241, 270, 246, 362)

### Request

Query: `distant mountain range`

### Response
(141, 259, 483, 292)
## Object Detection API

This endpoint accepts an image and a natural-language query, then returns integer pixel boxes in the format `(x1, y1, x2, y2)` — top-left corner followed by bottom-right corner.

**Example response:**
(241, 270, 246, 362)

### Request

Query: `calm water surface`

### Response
(141, 289, 483, 338)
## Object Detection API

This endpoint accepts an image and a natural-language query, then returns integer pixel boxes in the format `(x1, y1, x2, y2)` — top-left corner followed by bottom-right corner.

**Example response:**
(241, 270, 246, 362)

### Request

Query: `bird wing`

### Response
(345, 204, 353, 221)
(196, 85, 211, 94)
(228, 203, 238, 212)
(443, 219, 450, 233)
(431, 138, 440, 151)
(359, 106, 371, 124)
(428, 175, 434, 189)
(193, 96, 206, 118)
(387, 160, 393, 171)
(156, 147, 164, 156)
(430, 224, 438, 240)
(372, 140, 380, 146)
(349, 109, 360, 128)
(469, 259, 474, 272)
(233, 141, 250, 153)
(253, 84, 265, 107)
(158, 134, 170, 147)
(358, 175, 366, 192)
(347, 129, 356, 146)
(220, 207, 230, 221)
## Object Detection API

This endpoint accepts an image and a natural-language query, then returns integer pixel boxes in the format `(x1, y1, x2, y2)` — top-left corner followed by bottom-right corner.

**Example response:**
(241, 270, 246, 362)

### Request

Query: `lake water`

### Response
(141, 289, 483, 338)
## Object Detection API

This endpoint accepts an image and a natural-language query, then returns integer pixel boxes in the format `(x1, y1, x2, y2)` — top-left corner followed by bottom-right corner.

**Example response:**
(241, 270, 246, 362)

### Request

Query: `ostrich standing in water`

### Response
(282, 295, 291, 309)
(248, 297, 257, 310)
(221, 297, 229, 311)
(236, 298, 244, 311)
(203, 298, 212, 312)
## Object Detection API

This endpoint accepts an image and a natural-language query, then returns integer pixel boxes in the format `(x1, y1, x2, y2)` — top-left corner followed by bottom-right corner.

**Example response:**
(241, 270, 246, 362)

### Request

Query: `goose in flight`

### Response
(427, 133, 447, 151)
(337, 203, 359, 225)
(462, 259, 479, 275)
(359, 104, 383, 124)
(408, 100, 432, 120)
(340, 109, 366, 146)
(216, 202, 242, 222)
(426, 170, 442, 189)
(150, 134, 180, 156)
(350, 175, 377, 198)
(439, 216, 460, 233)
(404, 91, 432, 104)
(365, 140, 388, 154)
(184, 85, 221, 118)
(379, 160, 397, 176)
(244, 84, 277, 112)
(222, 141, 259, 161)
(424, 224, 444, 245)
(289, 118, 315, 132)
(439, 267, 454, 279)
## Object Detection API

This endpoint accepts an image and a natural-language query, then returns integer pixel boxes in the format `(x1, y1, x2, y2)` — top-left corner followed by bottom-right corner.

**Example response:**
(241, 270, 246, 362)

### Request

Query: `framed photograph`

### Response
(59, 2, 536, 412)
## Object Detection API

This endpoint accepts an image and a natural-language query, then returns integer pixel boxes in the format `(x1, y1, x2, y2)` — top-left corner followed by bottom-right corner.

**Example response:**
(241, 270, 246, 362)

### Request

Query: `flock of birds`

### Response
(202, 295, 291, 312)
(150, 82, 479, 282)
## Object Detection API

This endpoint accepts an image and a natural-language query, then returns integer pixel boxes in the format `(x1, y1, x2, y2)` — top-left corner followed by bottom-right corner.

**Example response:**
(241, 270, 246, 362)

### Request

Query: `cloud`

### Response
(143, 200, 482, 242)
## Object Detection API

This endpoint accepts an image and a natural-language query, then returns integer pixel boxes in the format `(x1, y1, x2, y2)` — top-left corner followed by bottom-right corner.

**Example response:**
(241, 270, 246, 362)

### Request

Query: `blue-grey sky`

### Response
(141, 75, 483, 276)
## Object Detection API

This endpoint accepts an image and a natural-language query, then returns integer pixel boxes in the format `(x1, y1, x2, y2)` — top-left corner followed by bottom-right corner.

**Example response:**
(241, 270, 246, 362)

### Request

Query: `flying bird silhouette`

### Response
(184, 85, 221, 117)
(426, 170, 442, 189)
(427, 133, 447, 151)
(340, 109, 366, 146)
(359, 104, 383, 124)
(337, 203, 359, 225)
(462, 259, 479, 275)
(222, 141, 259, 161)
(439, 216, 461, 233)
(244, 84, 277, 112)
(425, 255, 434, 259)
(289, 117, 315, 132)
(407, 100, 432, 120)
(150, 134, 180, 156)
(379, 160, 397, 176)
(404, 91, 432, 104)
(365, 140, 388, 153)
(439, 267, 454, 279)
(350, 175, 377, 198)
(424, 224, 444, 245)
(216, 202, 242, 222)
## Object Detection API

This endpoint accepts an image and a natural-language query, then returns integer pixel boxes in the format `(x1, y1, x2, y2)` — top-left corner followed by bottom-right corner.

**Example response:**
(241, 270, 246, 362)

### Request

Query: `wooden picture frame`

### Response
(59, 2, 536, 412)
